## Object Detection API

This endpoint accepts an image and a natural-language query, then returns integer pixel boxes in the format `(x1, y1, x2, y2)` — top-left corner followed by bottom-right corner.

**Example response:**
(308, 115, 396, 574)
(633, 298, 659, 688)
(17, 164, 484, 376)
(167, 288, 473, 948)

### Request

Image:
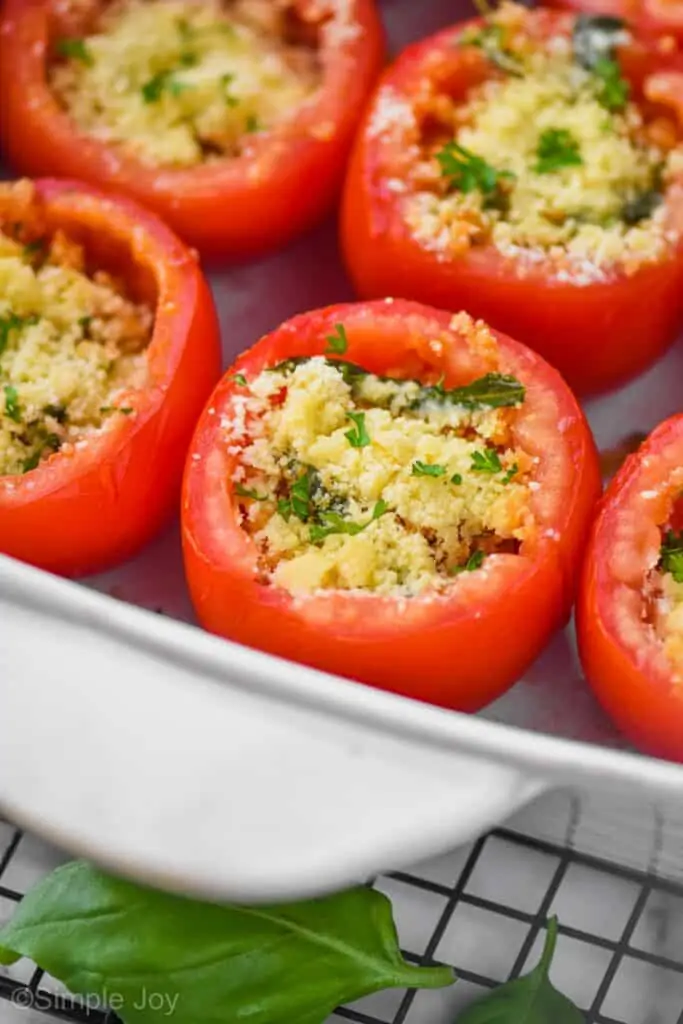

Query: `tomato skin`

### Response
(0, 1, 384, 262)
(578, 414, 683, 761)
(182, 299, 600, 712)
(341, 11, 683, 396)
(0, 179, 221, 578)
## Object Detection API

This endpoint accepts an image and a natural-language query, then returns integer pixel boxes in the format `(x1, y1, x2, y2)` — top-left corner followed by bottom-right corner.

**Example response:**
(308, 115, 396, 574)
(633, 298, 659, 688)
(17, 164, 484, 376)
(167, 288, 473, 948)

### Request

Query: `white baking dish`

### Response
(4, 0, 683, 905)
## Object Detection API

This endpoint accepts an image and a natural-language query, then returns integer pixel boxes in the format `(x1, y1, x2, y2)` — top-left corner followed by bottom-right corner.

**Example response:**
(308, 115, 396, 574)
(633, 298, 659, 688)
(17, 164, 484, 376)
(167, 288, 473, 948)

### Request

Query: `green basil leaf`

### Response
(0, 862, 454, 1024)
(419, 372, 525, 410)
(455, 918, 583, 1024)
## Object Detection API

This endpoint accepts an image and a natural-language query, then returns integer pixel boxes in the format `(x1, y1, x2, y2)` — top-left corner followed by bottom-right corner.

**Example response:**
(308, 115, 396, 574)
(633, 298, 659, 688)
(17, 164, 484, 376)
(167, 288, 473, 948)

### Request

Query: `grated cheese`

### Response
(0, 213, 152, 477)
(402, 4, 681, 276)
(49, 0, 323, 168)
(224, 331, 534, 597)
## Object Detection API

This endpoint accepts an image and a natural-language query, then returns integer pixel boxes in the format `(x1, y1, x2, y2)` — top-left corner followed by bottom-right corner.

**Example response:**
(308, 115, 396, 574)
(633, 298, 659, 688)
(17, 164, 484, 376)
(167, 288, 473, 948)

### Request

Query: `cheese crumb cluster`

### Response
(226, 346, 534, 596)
(50, 0, 322, 168)
(0, 225, 152, 477)
(405, 3, 681, 276)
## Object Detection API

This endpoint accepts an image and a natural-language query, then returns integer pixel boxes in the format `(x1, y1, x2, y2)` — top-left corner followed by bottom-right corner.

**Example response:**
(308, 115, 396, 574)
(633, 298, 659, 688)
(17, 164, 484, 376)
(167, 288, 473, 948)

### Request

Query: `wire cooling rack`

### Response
(1, 823, 683, 1024)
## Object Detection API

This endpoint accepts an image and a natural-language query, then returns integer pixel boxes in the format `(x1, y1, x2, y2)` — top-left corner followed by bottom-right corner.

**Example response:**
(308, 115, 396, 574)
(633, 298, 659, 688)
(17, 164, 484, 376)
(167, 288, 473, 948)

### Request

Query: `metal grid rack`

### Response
(2, 822, 683, 1024)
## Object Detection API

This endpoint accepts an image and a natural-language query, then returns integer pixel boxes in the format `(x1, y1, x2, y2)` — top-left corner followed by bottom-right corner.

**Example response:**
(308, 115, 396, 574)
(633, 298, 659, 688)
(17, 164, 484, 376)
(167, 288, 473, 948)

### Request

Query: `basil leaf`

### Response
(572, 14, 629, 70)
(455, 918, 583, 1024)
(418, 373, 525, 410)
(0, 862, 454, 1024)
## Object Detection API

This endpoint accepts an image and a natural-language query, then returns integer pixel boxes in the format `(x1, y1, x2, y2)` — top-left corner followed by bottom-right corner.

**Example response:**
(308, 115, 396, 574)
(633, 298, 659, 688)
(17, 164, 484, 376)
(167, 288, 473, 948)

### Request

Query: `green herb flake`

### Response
(325, 323, 348, 356)
(284, 467, 316, 522)
(345, 411, 371, 449)
(78, 315, 93, 335)
(594, 57, 630, 112)
(451, 473, 463, 485)
(459, 22, 523, 76)
(23, 239, 45, 259)
(471, 448, 502, 474)
(309, 499, 389, 544)
(451, 549, 485, 575)
(43, 403, 68, 424)
(457, 917, 583, 1024)
(0, 312, 29, 356)
(412, 461, 447, 478)
(535, 128, 583, 174)
(436, 141, 515, 198)
(660, 530, 683, 583)
(502, 462, 519, 484)
(56, 38, 93, 66)
(222, 73, 240, 107)
(234, 483, 268, 501)
(229, 373, 248, 387)
(3, 385, 21, 424)
(245, 113, 262, 133)
(141, 71, 173, 104)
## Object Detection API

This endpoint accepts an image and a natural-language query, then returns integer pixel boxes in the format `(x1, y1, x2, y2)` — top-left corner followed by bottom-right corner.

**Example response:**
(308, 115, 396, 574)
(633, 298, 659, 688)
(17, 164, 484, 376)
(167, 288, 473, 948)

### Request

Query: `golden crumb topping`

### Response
(0, 214, 152, 477)
(223, 327, 535, 596)
(402, 3, 682, 277)
(49, 0, 323, 168)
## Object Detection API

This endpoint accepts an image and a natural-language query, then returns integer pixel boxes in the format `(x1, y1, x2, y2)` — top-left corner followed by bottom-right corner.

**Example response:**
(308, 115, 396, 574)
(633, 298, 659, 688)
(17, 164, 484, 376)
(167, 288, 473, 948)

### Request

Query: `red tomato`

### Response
(578, 414, 683, 761)
(0, 178, 221, 578)
(546, 0, 683, 46)
(0, 0, 384, 261)
(341, 7, 683, 396)
(182, 299, 600, 712)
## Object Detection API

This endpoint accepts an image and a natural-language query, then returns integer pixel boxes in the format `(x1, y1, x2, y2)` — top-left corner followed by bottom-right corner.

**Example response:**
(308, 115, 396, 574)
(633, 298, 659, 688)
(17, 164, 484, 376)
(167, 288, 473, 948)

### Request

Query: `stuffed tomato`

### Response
(0, 178, 220, 578)
(0, 0, 384, 261)
(342, 3, 683, 395)
(182, 299, 600, 711)
(578, 415, 683, 760)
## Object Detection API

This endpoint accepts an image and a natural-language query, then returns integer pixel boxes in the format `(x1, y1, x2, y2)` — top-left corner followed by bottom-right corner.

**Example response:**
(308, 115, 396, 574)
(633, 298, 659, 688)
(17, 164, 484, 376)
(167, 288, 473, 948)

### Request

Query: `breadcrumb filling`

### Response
(224, 326, 535, 596)
(0, 209, 152, 477)
(404, 3, 682, 276)
(49, 0, 323, 168)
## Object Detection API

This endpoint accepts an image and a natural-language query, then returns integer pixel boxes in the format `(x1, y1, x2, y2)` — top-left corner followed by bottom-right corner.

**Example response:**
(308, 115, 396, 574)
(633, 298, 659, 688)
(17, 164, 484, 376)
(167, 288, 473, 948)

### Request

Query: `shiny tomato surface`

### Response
(0, 179, 221, 577)
(182, 299, 600, 712)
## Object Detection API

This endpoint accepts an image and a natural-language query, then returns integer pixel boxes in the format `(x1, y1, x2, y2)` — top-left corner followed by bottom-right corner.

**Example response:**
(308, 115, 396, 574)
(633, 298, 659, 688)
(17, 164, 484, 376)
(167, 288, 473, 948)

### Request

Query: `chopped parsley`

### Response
(3, 384, 22, 423)
(535, 129, 583, 174)
(23, 239, 46, 259)
(0, 312, 32, 356)
(309, 500, 388, 544)
(412, 461, 446, 478)
(325, 324, 348, 356)
(459, 22, 523, 76)
(593, 58, 629, 112)
(221, 73, 240, 108)
(471, 449, 502, 474)
(451, 473, 463, 485)
(229, 373, 248, 387)
(22, 434, 61, 474)
(345, 411, 371, 449)
(451, 550, 486, 574)
(234, 483, 267, 501)
(418, 372, 525, 411)
(278, 468, 316, 522)
(660, 530, 683, 583)
(502, 463, 519, 484)
(245, 114, 261, 134)
(437, 141, 514, 199)
(141, 70, 187, 103)
(79, 315, 93, 336)
(56, 38, 94, 66)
